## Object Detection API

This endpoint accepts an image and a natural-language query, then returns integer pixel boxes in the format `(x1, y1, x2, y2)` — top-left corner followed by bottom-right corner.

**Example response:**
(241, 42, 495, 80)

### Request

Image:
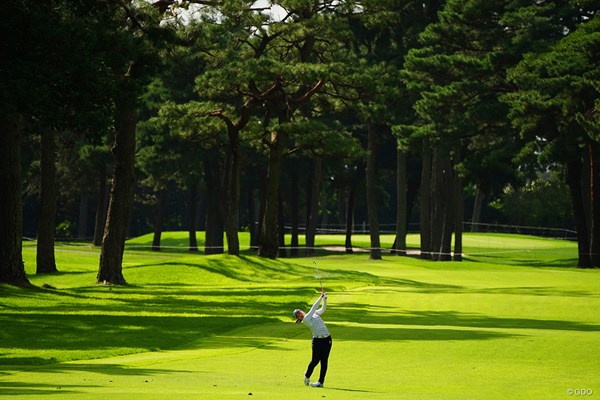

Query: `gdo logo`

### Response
(567, 388, 593, 396)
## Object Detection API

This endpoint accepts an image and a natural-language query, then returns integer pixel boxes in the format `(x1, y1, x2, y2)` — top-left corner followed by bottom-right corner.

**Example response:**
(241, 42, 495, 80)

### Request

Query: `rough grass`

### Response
(1, 232, 598, 399)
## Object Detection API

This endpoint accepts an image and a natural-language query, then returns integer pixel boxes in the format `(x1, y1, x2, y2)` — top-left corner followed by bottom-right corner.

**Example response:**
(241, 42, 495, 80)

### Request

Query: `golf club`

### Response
(313, 259, 323, 291)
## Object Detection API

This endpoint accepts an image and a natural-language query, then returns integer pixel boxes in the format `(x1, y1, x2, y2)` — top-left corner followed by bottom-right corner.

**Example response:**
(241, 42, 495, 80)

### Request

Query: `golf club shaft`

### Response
(313, 260, 323, 291)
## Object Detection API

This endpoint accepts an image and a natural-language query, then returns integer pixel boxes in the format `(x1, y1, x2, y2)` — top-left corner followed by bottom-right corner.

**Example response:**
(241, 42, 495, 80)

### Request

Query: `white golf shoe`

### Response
(310, 382, 323, 388)
(304, 377, 310, 386)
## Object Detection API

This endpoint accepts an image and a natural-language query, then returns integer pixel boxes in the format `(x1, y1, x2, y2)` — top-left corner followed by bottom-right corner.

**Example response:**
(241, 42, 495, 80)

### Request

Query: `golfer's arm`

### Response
(316, 297, 326, 316)
(305, 296, 322, 318)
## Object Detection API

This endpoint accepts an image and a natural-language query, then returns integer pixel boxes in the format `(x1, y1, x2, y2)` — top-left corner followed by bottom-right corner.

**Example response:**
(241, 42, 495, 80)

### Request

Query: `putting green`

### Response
(1, 233, 599, 399)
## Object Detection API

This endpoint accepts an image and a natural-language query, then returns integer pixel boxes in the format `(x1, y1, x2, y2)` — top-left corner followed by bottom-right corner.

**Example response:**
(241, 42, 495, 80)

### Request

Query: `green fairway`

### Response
(1, 233, 599, 399)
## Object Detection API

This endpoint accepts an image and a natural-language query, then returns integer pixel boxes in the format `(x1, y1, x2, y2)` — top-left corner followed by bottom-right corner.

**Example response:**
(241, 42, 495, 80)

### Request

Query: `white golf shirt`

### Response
(303, 296, 330, 338)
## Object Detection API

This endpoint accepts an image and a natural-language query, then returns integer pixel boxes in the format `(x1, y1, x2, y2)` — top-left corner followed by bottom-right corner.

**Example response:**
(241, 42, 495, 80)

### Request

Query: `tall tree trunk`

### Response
(93, 168, 107, 247)
(420, 147, 432, 259)
(471, 185, 484, 232)
(255, 177, 266, 250)
(430, 151, 442, 260)
(582, 144, 591, 230)
(406, 156, 421, 231)
(258, 130, 287, 259)
(565, 153, 591, 268)
(305, 172, 312, 236)
(589, 141, 600, 267)
(0, 113, 29, 286)
(196, 191, 205, 231)
(204, 158, 224, 255)
(453, 151, 464, 262)
(345, 181, 355, 254)
(431, 149, 454, 261)
(256, 75, 323, 259)
(152, 189, 166, 251)
(188, 184, 198, 252)
(223, 137, 240, 256)
(366, 124, 382, 260)
(441, 155, 456, 261)
(97, 83, 137, 285)
(305, 156, 321, 256)
(290, 170, 299, 256)
(36, 128, 58, 274)
(320, 190, 329, 228)
(248, 188, 258, 250)
(278, 192, 287, 258)
(393, 147, 407, 255)
(337, 186, 346, 227)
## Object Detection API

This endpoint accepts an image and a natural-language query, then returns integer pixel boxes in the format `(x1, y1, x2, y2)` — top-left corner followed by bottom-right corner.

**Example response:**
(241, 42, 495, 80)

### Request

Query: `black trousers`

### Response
(305, 336, 332, 384)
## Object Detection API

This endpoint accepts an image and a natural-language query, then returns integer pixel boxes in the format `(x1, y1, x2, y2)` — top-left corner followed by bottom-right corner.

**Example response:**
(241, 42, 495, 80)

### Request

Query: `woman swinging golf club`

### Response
(293, 288, 332, 388)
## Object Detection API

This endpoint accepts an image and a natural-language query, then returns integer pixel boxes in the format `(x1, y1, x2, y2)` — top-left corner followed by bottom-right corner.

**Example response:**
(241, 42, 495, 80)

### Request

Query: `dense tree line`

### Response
(1, 0, 598, 286)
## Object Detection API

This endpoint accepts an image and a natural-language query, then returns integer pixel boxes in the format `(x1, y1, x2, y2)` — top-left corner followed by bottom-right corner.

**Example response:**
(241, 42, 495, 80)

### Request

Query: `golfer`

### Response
(293, 290, 332, 388)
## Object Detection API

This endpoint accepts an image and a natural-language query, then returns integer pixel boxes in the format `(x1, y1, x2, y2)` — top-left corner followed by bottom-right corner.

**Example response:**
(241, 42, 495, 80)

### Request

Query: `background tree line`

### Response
(1, 0, 598, 286)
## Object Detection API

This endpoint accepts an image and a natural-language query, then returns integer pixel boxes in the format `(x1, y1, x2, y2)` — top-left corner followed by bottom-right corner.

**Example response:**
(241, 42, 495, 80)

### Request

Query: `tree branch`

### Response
(118, 1, 147, 33)
(208, 109, 236, 132)
(291, 79, 325, 104)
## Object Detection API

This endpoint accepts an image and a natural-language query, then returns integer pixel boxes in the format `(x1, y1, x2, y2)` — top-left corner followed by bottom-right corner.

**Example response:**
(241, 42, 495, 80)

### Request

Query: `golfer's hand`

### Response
(322, 290, 327, 299)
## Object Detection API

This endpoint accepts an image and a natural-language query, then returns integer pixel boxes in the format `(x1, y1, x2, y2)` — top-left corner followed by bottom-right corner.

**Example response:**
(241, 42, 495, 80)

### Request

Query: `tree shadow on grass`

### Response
(331, 323, 514, 341)
(464, 253, 579, 269)
(341, 280, 598, 297)
(0, 279, 313, 372)
(328, 306, 600, 333)
(0, 381, 85, 396)
(0, 313, 282, 351)
(0, 363, 196, 396)
(1, 272, 327, 372)
(3, 280, 318, 319)
(0, 361, 192, 376)
(126, 257, 385, 288)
